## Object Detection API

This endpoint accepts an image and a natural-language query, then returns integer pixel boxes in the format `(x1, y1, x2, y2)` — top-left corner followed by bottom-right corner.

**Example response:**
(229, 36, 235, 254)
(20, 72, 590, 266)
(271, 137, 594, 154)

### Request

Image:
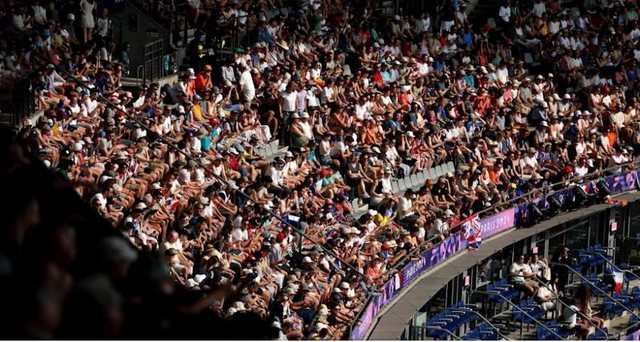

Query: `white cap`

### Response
(303, 256, 313, 263)
(444, 209, 454, 216)
(368, 209, 378, 216)
(177, 105, 185, 113)
(541, 121, 549, 127)
(67, 13, 75, 21)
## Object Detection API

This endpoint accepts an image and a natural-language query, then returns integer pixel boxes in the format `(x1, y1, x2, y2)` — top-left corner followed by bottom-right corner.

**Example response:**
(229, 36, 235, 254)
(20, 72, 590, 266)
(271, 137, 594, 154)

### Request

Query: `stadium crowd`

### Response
(4, 0, 640, 339)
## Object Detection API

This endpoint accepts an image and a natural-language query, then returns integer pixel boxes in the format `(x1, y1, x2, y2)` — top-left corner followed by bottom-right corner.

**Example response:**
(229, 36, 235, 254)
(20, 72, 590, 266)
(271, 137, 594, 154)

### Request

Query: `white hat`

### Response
(285, 151, 294, 157)
(394, 15, 401, 20)
(541, 121, 549, 127)
(340, 282, 350, 289)
(151, 183, 162, 190)
(325, 213, 334, 220)
(134, 202, 147, 210)
(406, 131, 415, 138)
(67, 13, 75, 21)
(303, 256, 313, 263)
(177, 105, 186, 113)
(553, 93, 561, 100)
(537, 75, 544, 80)
(233, 301, 246, 311)
(444, 209, 454, 216)
(542, 102, 549, 109)
(350, 227, 361, 235)
(564, 94, 571, 99)
(368, 209, 378, 216)
(372, 146, 381, 153)
(300, 112, 310, 118)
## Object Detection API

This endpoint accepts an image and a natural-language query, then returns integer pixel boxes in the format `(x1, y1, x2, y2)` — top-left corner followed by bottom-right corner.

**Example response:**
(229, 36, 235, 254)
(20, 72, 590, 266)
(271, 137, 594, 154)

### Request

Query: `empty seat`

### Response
(410, 174, 419, 188)
(427, 168, 437, 180)
(446, 161, 455, 173)
(417, 171, 427, 185)
(391, 180, 400, 193)
(398, 178, 408, 191)
(434, 165, 444, 178)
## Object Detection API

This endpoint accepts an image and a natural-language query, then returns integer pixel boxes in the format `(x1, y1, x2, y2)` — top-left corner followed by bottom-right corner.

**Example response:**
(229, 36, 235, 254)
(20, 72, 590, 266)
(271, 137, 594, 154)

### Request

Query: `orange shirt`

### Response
(607, 132, 617, 147)
(195, 73, 212, 91)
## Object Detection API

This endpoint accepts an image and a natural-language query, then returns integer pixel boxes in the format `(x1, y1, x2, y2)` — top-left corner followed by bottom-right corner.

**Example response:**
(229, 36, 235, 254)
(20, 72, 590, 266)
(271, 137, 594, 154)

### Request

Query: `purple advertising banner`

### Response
(351, 170, 639, 340)
(350, 210, 514, 340)
(624, 328, 640, 340)
(515, 171, 638, 226)
(481, 207, 516, 237)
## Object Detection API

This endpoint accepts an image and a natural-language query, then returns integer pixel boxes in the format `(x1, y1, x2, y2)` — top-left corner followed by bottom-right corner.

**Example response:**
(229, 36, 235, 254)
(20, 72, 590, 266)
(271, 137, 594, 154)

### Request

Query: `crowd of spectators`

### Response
(5, 0, 640, 339)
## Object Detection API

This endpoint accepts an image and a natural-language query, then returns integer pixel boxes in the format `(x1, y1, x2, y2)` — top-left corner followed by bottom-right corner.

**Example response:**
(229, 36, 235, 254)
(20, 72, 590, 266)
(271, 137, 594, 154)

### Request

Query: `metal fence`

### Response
(7, 76, 36, 127)
(143, 39, 164, 85)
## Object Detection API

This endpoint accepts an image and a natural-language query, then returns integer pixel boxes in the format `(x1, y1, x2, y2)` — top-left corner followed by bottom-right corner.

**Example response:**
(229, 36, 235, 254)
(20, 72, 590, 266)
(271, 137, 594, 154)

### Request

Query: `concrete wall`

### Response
(109, 0, 171, 76)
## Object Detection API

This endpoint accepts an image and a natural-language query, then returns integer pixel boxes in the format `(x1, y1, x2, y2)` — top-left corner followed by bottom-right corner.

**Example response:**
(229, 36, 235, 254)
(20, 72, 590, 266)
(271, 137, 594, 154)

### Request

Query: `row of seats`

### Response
(427, 300, 478, 339)
(391, 161, 456, 194)
(461, 322, 501, 340)
(536, 320, 572, 340)
(254, 140, 283, 158)
(578, 245, 613, 269)
(512, 298, 546, 326)
(487, 278, 519, 305)
(603, 289, 640, 317)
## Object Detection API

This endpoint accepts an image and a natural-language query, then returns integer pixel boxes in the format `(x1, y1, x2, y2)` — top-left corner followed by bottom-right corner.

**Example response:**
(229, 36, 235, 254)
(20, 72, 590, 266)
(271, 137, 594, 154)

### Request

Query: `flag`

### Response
(613, 271, 624, 293)
(462, 214, 482, 250)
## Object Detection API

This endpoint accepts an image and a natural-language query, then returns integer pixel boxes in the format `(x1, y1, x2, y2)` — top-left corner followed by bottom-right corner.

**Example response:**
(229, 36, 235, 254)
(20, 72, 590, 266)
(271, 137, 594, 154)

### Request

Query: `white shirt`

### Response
(499, 6, 511, 23)
(281, 91, 297, 112)
(239, 70, 255, 101)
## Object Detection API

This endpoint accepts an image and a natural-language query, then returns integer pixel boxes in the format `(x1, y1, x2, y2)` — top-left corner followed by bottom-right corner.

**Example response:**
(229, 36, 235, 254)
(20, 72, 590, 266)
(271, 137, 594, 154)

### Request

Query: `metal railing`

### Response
(473, 289, 566, 340)
(349, 160, 640, 338)
(549, 262, 640, 323)
(143, 39, 164, 84)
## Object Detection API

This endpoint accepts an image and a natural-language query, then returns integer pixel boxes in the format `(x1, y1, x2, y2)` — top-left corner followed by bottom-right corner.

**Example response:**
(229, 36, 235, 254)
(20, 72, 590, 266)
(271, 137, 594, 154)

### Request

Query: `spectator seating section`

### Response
(426, 301, 478, 339)
(536, 320, 572, 340)
(461, 322, 501, 340)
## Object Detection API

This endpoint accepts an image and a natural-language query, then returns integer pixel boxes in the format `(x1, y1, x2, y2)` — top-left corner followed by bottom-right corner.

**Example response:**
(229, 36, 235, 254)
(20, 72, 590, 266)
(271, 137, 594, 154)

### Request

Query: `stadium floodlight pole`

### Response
(549, 262, 640, 322)
(472, 290, 566, 340)
(37, 55, 371, 288)
(533, 278, 612, 340)
(424, 326, 463, 341)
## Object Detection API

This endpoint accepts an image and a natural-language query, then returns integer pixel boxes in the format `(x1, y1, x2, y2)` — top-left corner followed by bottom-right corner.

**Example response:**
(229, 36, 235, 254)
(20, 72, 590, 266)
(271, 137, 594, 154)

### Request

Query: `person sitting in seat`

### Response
(509, 255, 539, 297)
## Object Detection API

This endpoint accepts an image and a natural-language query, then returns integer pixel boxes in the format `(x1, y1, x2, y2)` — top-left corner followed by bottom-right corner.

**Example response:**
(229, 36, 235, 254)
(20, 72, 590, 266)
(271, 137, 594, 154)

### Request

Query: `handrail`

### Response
(549, 262, 640, 323)
(136, 65, 145, 86)
(352, 162, 640, 339)
(533, 278, 612, 339)
(592, 251, 639, 292)
(423, 325, 463, 341)
(468, 307, 510, 340)
(473, 289, 566, 340)
(384, 160, 639, 282)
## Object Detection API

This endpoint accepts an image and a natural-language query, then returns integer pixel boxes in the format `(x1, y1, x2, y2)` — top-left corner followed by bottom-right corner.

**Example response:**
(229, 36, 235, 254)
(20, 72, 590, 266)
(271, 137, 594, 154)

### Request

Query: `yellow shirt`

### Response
(192, 103, 203, 121)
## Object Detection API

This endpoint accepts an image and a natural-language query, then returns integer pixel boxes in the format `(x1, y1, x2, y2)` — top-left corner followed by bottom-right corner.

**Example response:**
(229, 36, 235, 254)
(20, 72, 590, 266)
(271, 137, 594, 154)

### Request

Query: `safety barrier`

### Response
(349, 165, 640, 340)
